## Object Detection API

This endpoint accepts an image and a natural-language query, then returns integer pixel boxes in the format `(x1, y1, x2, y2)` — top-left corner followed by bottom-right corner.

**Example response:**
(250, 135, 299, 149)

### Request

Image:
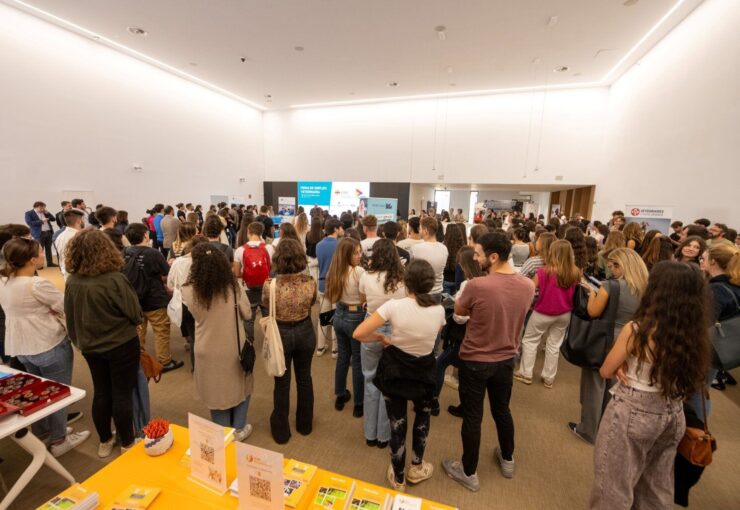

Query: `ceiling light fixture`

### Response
(623, 0, 640, 6)
(387, 81, 399, 87)
(435, 25, 446, 41)
(7, 0, 266, 110)
(553, 66, 569, 73)
(547, 16, 559, 27)
(294, 46, 304, 52)
(127, 26, 147, 36)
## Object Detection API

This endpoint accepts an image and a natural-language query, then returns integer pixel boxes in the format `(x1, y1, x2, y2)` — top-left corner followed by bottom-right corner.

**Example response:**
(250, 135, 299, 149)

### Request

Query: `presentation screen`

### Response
(297, 181, 369, 217)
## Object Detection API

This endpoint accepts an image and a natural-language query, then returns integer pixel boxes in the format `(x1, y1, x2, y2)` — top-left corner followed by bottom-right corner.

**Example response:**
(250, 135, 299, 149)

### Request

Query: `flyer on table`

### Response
(236, 442, 285, 510)
(187, 413, 227, 494)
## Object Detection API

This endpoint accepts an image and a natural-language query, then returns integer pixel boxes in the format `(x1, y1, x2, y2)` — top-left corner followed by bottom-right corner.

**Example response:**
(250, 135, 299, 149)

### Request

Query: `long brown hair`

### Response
(367, 238, 404, 294)
(0, 238, 40, 277)
(545, 240, 581, 288)
(65, 228, 123, 276)
(675, 235, 706, 264)
(564, 227, 588, 271)
(602, 230, 626, 254)
(294, 213, 309, 237)
(457, 246, 483, 281)
(443, 223, 466, 272)
(623, 222, 644, 245)
(306, 215, 323, 245)
(629, 261, 710, 399)
(325, 238, 361, 303)
(537, 232, 557, 265)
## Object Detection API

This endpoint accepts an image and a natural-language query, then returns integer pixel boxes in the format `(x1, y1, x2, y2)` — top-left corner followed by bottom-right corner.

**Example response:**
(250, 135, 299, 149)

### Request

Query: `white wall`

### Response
(0, 3, 264, 224)
(264, 88, 609, 187)
(597, 0, 740, 225)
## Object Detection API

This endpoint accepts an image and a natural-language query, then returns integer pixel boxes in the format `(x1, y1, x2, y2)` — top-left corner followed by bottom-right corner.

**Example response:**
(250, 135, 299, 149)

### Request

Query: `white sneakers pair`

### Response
(234, 424, 254, 442)
(386, 461, 434, 492)
(97, 434, 141, 458)
(49, 429, 91, 458)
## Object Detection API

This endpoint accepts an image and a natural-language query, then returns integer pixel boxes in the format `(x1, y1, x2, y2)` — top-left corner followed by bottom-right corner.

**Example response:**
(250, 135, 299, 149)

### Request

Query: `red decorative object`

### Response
(143, 418, 170, 439)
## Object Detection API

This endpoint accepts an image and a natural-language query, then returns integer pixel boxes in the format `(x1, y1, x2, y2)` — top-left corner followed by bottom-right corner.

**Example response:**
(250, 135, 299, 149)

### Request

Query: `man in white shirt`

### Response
(54, 209, 85, 280)
(398, 216, 424, 252)
(360, 215, 380, 258)
(409, 217, 448, 295)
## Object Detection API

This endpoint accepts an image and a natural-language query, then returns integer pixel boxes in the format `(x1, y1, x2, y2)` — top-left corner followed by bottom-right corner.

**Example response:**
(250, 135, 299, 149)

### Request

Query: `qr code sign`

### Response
(199, 443, 215, 464)
(249, 475, 272, 502)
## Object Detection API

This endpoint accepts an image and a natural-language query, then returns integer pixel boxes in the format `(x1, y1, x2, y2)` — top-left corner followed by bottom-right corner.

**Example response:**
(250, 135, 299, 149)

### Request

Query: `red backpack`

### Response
(242, 243, 271, 289)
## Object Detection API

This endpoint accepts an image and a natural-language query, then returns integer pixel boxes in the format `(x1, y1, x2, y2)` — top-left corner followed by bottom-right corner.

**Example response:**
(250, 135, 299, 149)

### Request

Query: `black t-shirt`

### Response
(177, 210, 186, 221)
(125, 246, 170, 311)
(256, 215, 274, 239)
(396, 246, 410, 266)
(209, 241, 234, 262)
(670, 232, 681, 243)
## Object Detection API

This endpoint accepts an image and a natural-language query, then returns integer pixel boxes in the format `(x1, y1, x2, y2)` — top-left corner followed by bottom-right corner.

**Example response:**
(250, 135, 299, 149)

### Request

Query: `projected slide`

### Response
(298, 181, 369, 216)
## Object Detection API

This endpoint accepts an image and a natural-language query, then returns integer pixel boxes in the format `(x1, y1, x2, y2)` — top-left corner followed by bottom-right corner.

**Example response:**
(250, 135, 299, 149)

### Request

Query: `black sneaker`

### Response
(430, 398, 440, 417)
(447, 405, 463, 418)
(710, 378, 726, 391)
(66, 411, 83, 425)
(724, 371, 737, 386)
(353, 404, 364, 418)
(567, 422, 593, 444)
(161, 360, 184, 373)
(366, 439, 378, 447)
(377, 440, 389, 449)
(334, 391, 351, 411)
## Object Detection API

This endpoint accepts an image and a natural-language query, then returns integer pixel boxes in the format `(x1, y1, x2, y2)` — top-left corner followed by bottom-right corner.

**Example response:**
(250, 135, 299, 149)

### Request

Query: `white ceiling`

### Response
(6, 0, 704, 110)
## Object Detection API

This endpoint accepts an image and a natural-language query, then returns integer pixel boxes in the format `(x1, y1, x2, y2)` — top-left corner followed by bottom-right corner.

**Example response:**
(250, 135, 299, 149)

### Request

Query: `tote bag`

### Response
(259, 279, 286, 377)
(560, 279, 620, 369)
(167, 287, 183, 328)
(710, 284, 740, 370)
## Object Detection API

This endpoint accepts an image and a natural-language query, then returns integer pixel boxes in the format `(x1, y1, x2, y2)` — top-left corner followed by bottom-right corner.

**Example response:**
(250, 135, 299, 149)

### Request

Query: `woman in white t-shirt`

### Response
(325, 238, 366, 416)
(358, 239, 406, 449)
(354, 259, 445, 492)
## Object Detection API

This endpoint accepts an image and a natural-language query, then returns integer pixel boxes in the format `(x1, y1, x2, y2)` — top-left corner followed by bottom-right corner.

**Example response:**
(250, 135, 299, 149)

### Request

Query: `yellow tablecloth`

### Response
(82, 424, 455, 510)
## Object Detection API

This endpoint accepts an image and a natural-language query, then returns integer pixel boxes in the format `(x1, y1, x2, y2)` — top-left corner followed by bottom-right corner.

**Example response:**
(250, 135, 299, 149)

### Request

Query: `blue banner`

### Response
(297, 181, 332, 208)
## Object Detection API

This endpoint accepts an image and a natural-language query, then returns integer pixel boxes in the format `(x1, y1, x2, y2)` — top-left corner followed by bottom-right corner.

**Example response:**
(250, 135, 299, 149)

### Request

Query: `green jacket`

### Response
(64, 271, 143, 353)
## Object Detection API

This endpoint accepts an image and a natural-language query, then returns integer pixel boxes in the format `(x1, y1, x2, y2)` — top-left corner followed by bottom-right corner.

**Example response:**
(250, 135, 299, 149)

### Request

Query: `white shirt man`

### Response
(360, 215, 380, 258)
(398, 217, 424, 251)
(54, 209, 84, 280)
(409, 217, 448, 295)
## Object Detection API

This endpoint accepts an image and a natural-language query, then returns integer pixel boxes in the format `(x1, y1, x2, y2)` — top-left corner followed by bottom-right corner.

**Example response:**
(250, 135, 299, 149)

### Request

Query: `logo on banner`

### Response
(631, 208, 641, 216)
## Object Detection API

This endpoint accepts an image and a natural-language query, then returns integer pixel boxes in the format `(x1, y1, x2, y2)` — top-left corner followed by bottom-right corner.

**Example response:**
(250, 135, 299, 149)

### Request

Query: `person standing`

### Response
(0, 238, 90, 456)
(315, 218, 344, 357)
(410, 217, 448, 296)
(54, 209, 85, 281)
(176, 203, 187, 222)
(64, 229, 142, 457)
(326, 237, 365, 416)
(262, 239, 317, 444)
(25, 201, 56, 267)
(305, 215, 323, 282)
(360, 215, 380, 258)
(123, 223, 183, 373)
(256, 205, 275, 241)
(56, 201, 71, 228)
(233, 222, 271, 342)
(96, 206, 129, 251)
(589, 261, 710, 509)
(398, 216, 423, 252)
(70, 198, 89, 227)
(160, 206, 180, 259)
(442, 232, 534, 491)
(181, 243, 254, 442)
(152, 204, 165, 253)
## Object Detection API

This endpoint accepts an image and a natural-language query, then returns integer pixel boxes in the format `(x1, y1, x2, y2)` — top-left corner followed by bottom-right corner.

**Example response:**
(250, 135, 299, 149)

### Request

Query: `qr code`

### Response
(199, 443, 215, 464)
(249, 475, 272, 502)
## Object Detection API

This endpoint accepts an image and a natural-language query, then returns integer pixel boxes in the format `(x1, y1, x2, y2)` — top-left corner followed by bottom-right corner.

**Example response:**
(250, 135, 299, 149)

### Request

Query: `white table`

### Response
(0, 367, 86, 510)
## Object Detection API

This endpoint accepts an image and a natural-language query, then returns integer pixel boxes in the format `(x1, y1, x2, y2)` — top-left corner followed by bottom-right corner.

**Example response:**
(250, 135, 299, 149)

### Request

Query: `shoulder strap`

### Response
(234, 286, 242, 354)
(269, 277, 277, 316)
(718, 283, 740, 312)
(605, 279, 622, 321)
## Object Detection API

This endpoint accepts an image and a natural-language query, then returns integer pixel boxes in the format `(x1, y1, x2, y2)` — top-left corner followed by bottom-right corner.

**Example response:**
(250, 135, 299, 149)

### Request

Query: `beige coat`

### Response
(181, 284, 253, 410)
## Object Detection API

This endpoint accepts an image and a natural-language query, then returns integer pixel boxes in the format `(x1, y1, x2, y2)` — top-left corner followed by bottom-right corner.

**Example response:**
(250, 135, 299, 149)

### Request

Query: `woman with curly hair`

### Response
(358, 239, 406, 449)
(623, 222, 644, 253)
(64, 228, 143, 457)
(181, 243, 254, 442)
(565, 226, 589, 272)
(589, 261, 710, 509)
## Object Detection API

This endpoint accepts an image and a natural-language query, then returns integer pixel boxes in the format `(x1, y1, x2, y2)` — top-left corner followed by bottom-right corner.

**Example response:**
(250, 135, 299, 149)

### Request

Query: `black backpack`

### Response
(122, 246, 149, 301)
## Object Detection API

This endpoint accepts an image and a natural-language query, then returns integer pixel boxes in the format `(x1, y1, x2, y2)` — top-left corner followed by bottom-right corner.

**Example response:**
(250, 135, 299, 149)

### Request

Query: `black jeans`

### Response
(39, 230, 54, 266)
(271, 317, 315, 444)
(245, 287, 268, 343)
(384, 395, 433, 483)
(459, 357, 516, 476)
(82, 337, 140, 447)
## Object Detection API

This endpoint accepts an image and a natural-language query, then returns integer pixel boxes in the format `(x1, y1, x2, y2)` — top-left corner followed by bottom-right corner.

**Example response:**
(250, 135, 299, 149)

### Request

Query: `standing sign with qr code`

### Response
(236, 442, 284, 510)
(188, 413, 228, 494)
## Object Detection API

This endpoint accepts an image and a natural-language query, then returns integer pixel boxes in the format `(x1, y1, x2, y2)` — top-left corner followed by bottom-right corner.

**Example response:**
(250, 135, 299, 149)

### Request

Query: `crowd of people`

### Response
(1, 198, 739, 508)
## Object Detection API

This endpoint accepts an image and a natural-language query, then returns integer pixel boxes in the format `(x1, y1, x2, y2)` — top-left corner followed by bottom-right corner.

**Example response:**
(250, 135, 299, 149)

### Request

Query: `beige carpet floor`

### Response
(1, 267, 738, 509)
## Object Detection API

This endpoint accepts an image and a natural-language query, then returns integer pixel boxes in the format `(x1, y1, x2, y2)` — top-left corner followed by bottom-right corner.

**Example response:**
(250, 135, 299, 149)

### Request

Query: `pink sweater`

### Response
(533, 267, 576, 316)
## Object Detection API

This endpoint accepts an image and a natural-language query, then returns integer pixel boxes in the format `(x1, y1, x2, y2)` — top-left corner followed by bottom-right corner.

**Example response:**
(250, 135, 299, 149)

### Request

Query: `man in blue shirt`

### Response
(151, 203, 165, 254)
(315, 218, 344, 357)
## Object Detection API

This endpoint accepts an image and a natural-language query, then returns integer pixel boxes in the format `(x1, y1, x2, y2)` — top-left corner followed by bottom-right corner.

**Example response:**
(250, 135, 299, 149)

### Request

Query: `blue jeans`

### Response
(443, 281, 458, 296)
(435, 342, 460, 397)
(333, 303, 364, 406)
(687, 368, 719, 418)
(17, 338, 73, 443)
(244, 287, 269, 342)
(210, 396, 251, 431)
(361, 320, 391, 442)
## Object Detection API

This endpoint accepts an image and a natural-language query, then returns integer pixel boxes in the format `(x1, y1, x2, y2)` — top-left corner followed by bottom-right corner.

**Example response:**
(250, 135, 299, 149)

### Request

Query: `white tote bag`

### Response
(260, 279, 286, 377)
(167, 287, 183, 328)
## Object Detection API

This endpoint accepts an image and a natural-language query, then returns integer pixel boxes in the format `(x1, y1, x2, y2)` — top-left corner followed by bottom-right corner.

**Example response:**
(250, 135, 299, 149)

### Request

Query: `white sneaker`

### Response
(120, 437, 142, 454)
(407, 460, 433, 484)
(315, 347, 327, 357)
(495, 447, 515, 478)
(444, 374, 459, 391)
(234, 424, 253, 442)
(50, 430, 91, 458)
(98, 436, 116, 458)
(331, 350, 338, 359)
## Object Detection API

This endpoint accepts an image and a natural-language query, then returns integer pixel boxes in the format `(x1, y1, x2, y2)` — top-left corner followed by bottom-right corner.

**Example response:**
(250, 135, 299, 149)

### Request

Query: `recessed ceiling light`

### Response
(572, 72, 582, 77)
(188, 62, 198, 67)
(553, 66, 569, 73)
(623, 0, 639, 6)
(449, 83, 456, 87)
(294, 46, 304, 52)
(348, 92, 355, 96)
(387, 81, 399, 87)
(127, 26, 147, 36)
(435, 25, 447, 41)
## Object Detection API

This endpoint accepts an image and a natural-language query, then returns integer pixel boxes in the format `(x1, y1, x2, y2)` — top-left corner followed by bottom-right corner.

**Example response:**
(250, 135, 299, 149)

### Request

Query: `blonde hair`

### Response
(538, 232, 557, 265)
(545, 240, 581, 288)
(602, 230, 626, 254)
(608, 248, 649, 297)
(623, 222, 643, 244)
(294, 212, 309, 237)
(708, 243, 740, 285)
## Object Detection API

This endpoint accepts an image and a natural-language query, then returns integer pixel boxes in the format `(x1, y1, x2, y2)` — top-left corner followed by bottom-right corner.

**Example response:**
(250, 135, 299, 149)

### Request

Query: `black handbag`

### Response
(319, 309, 335, 327)
(560, 279, 621, 369)
(234, 288, 256, 375)
(710, 284, 740, 370)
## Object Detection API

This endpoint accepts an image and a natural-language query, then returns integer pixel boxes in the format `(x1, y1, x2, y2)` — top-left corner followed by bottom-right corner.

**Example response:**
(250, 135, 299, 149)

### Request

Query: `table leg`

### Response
(0, 428, 76, 510)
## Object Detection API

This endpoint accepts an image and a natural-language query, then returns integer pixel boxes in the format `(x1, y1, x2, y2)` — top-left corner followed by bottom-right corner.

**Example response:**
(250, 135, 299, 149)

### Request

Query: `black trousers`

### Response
(39, 230, 54, 266)
(271, 318, 315, 444)
(82, 337, 140, 447)
(384, 395, 432, 483)
(459, 357, 516, 476)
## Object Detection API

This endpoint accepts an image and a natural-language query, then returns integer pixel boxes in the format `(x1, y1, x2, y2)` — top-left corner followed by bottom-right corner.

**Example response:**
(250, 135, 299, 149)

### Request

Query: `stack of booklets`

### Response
(349, 481, 393, 510)
(391, 494, 422, 510)
(37, 484, 99, 510)
(106, 485, 160, 510)
(309, 472, 356, 510)
(283, 459, 318, 507)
